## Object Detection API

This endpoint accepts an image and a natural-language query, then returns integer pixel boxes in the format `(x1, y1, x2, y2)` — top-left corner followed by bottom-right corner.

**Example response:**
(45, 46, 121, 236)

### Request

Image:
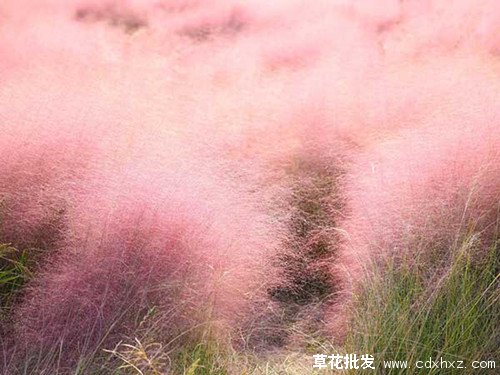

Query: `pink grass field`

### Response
(0, 0, 499, 373)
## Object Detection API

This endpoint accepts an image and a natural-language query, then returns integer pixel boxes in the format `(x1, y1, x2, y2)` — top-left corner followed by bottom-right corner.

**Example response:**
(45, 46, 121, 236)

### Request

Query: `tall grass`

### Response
(0, 244, 32, 317)
(346, 231, 499, 374)
(1, 0, 499, 373)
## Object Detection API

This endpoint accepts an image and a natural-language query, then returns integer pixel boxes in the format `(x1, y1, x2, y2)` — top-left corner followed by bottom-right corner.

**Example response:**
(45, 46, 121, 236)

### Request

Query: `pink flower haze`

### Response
(0, 0, 498, 369)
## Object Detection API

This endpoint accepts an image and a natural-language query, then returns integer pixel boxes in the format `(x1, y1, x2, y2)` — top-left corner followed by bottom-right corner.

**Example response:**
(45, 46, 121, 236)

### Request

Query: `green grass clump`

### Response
(0, 243, 32, 316)
(173, 338, 228, 375)
(346, 234, 499, 374)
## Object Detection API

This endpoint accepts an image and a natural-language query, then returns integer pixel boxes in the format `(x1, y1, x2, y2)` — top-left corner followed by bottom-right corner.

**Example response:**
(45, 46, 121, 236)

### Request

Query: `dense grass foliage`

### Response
(0, 0, 499, 374)
(0, 244, 31, 316)
(346, 231, 499, 374)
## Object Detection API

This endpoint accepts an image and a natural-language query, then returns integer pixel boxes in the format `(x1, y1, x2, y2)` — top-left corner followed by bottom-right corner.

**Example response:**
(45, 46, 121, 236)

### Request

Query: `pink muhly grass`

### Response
(0, 134, 95, 252)
(8, 162, 281, 367)
(325, 120, 500, 343)
(324, 122, 499, 343)
(0, 0, 499, 366)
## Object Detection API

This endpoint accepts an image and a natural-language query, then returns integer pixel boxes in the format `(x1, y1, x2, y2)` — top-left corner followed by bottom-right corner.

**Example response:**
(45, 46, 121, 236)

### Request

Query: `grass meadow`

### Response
(0, 0, 499, 374)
